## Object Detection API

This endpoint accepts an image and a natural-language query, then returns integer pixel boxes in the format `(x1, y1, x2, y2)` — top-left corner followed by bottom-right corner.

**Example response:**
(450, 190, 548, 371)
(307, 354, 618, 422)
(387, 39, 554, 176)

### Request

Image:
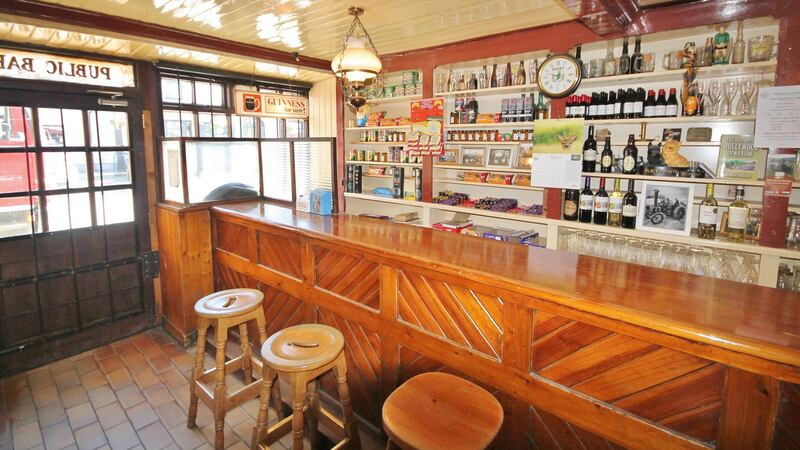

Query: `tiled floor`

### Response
(0, 328, 384, 450)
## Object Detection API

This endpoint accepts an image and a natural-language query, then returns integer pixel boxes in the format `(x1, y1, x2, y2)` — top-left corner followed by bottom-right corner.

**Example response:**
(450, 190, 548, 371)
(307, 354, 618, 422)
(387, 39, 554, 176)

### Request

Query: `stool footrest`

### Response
(200, 354, 262, 383)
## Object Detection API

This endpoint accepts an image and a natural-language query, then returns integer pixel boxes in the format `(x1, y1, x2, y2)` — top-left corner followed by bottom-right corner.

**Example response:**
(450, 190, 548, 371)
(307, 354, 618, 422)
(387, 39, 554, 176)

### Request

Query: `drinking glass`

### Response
(689, 247, 708, 276)
(721, 79, 738, 116)
(640, 53, 656, 72)
(591, 59, 604, 78)
(627, 240, 643, 264)
(435, 73, 447, 94)
(793, 266, 800, 292)
(736, 78, 754, 116)
(642, 241, 659, 267)
(741, 255, 759, 285)
(611, 236, 627, 261)
(707, 80, 722, 116)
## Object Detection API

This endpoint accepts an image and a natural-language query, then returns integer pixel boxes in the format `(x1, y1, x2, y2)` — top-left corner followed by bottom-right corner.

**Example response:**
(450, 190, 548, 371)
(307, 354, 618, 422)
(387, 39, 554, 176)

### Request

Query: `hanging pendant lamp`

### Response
(331, 7, 383, 108)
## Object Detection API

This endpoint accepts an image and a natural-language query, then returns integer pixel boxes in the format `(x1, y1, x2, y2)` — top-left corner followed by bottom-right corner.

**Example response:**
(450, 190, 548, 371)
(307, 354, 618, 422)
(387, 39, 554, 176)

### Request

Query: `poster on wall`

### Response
(531, 118, 584, 189)
(754, 85, 800, 149)
(408, 98, 444, 156)
(233, 90, 309, 119)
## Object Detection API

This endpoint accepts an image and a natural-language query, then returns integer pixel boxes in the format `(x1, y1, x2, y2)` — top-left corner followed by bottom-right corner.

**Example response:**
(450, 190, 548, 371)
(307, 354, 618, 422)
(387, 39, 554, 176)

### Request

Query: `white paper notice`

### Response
(532, 153, 582, 189)
(754, 85, 800, 148)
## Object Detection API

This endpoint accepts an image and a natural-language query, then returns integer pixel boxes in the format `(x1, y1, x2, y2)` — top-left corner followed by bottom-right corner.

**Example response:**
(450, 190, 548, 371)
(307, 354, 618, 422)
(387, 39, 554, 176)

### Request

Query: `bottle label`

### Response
(699, 205, 718, 225)
(654, 105, 666, 116)
(666, 104, 678, 116)
(564, 200, 577, 216)
(601, 154, 613, 167)
(588, 105, 597, 117)
(583, 149, 597, 161)
(614, 103, 621, 115)
(623, 156, 636, 172)
(644, 105, 655, 117)
(624, 102, 634, 114)
(579, 195, 594, 210)
(604, 104, 612, 116)
(622, 204, 637, 217)
(594, 197, 609, 212)
(634, 101, 643, 113)
(609, 197, 623, 213)
(728, 207, 748, 229)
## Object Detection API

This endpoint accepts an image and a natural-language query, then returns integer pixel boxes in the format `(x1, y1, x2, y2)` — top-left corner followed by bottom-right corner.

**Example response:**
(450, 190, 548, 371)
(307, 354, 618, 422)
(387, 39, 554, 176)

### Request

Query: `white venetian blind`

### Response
(293, 141, 334, 205)
(261, 141, 293, 202)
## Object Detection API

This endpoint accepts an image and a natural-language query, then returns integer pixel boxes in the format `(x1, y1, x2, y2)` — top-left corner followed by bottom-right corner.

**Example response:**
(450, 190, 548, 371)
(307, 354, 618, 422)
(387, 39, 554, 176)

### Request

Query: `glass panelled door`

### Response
(0, 89, 153, 375)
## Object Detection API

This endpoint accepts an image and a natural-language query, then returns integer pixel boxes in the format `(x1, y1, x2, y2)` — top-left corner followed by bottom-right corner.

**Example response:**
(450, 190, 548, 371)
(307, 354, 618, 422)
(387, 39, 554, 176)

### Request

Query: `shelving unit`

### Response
(345, 125, 410, 131)
(444, 140, 531, 146)
(586, 115, 755, 125)
(349, 142, 406, 146)
(580, 172, 768, 187)
(366, 94, 422, 105)
(433, 164, 529, 173)
(345, 161, 422, 167)
(434, 84, 538, 98)
(446, 121, 534, 129)
(435, 179, 543, 191)
(579, 60, 777, 88)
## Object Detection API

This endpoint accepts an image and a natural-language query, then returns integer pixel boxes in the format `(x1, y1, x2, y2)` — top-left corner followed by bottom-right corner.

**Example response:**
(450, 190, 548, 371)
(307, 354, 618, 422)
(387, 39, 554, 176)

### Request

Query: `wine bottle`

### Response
(457, 74, 466, 91)
(643, 90, 656, 118)
(490, 64, 498, 88)
(566, 96, 574, 118)
(697, 183, 718, 239)
(600, 136, 613, 173)
(666, 88, 679, 117)
(634, 88, 645, 118)
(732, 20, 745, 64)
(599, 91, 609, 119)
(516, 60, 526, 86)
(579, 177, 594, 223)
(728, 186, 749, 242)
(630, 36, 643, 74)
(563, 189, 579, 221)
(654, 88, 667, 117)
(575, 44, 584, 77)
(504, 62, 513, 87)
(588, 93, 598, 119)
(624, 88, 636, 119)
(622, 134, 638, 174)
(582, 125, 597, 172)
(608, 178, 623, 227)
(538, 93, 549, 120)
(615, 89, 624, 119)
(622, 179, 637, 229)
(619, 37, 631, 75)
(607, 91, 617, 119)
(469, 72, 478, 90)
(594, 178, 609, 225)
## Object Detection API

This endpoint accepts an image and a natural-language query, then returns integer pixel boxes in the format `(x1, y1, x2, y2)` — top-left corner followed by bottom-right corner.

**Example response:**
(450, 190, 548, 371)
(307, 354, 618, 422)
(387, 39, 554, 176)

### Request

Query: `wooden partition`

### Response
(211, 200, 800, 449)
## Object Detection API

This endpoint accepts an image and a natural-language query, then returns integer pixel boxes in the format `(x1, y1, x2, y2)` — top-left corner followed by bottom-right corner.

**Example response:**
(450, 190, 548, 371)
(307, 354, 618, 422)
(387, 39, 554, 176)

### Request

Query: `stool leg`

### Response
(272, 379, 285, 420)
(255, 309, 284, 420)
(213, 323, 229, 449)
(386, 439, 401, 450)
(291, 373, 307, 450)
(187, 318, 209, 428)
(334, 355, 361, 450)
(305, 380, 319, 450)
(251, 367, 275, 450)
(239, 323, 253, 385)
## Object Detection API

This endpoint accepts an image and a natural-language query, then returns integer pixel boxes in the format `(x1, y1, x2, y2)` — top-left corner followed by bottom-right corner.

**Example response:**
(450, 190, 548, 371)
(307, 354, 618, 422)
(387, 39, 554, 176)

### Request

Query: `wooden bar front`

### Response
(210, 200, 800, 450)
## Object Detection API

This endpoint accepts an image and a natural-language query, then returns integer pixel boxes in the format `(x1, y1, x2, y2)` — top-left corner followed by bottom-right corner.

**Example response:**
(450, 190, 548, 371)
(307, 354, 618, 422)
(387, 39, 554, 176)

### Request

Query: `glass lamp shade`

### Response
(331, 37, 382, 80)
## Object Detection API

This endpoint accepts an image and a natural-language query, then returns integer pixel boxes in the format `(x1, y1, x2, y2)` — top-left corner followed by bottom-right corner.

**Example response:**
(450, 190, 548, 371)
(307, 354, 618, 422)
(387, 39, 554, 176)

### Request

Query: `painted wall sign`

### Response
(233, 90, 309, 119)
(408, 98, 444, 156)
(0, 48, 135, 88)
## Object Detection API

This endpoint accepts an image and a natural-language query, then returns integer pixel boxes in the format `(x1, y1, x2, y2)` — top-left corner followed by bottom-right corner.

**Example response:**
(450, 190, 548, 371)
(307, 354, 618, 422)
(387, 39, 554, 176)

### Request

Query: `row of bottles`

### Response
(564, 178, 637, 228)
(566, 88, 679, 120)
(448, 94, 550, 125)
(447, 129, 532, 142)
(358, 130, 407, 143)
(445, 60, 539, 92)
(582, 128, 639, 175)
(574, 37, 644, 77)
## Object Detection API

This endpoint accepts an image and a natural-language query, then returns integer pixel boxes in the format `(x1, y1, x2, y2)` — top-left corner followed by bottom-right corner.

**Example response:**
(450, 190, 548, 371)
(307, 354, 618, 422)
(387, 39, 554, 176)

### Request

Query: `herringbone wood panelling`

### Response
(317, 309, 382, 425)
(773, 382, 800, 449)
(256, 230, 302, 279)
(216, 220, 249, 258)
(397, 345, 499, 394)
(314, 246, 380, 310)
(261, 283, 317, 337)
(531, 310, 724, 443)
(215, 263, 259, 290)
(397, 269, 503, 360)
(529, 405, 618, 450)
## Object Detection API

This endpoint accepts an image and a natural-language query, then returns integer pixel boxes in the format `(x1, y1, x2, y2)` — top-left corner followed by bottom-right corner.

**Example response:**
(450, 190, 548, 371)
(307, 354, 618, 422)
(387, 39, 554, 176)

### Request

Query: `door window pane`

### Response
(42, 152, 68, 190)
(293, 141, 333, 204)
(211, 83, 224, 106)
(185, 141, 259, 203)
(163, 110, 182, 138)
(262, 141, 292, 202)
(161, 77, 180, 103)
(179, 79, 193, 104)
(95, 189, 134, 225)
(45, 194, 70, 231)
(65, 152, 89, 188)
(38, 108, 63, 147)
(212, 114, 229, 137)
(161, 141, 183, 203)
(62, 109, 85, 147)
(0, 106, 34, 147)
(0, 153, 37, 194)
(195, 81, 211, 106)
(198, 112, 213, 137)
(68, 192, 92, 229)
(286, 119, 305, 138)
(93, 151, 131, 186)
(260, 118, 279, 138)
(97, 111, 129, 147)
(180, 111, 196, 137)
(0, 196, 35, 238)
(87, 111, 99, 146)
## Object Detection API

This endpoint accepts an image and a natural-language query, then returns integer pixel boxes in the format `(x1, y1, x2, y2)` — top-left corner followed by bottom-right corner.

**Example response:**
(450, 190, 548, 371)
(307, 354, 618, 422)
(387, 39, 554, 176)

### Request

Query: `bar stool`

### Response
(251, 324, 361, 450)
(382, 372, 503, 450)
(187, 288, 282, 449)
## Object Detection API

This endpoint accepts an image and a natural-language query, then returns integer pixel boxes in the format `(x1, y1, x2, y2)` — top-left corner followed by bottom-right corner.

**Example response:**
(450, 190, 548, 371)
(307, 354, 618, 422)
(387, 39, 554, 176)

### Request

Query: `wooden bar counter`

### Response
(210, 200, 800, 450)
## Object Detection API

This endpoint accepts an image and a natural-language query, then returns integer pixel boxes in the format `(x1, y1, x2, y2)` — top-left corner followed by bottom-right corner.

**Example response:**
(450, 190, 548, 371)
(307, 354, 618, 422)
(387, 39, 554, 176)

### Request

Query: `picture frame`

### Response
(487, 147, 513, 168)
(636, 181, 695, 236)
(459, 146, 486, 167)
(515, 146, 533, 169)
(438, 147, 460, 165)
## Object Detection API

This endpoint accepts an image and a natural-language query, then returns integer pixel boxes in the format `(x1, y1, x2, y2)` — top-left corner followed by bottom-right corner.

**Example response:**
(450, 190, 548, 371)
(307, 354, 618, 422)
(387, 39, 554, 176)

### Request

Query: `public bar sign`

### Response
(233, 90, 309, 119)
(0, 48, 135, 88)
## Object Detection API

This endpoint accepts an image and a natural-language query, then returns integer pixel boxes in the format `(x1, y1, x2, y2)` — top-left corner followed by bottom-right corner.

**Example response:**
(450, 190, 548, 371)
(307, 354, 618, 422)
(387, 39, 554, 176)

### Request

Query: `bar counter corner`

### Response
(209, 200, 800, 450)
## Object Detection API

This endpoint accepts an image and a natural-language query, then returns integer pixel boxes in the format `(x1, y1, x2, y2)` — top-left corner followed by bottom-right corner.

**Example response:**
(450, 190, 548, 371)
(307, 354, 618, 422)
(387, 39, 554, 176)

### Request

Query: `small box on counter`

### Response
(505, 230, 539, 244)
(393, 212, 420, 223)
(432, 220, 473, 233)
(310, 189, 333, 215)
(482, 228, 517, 241)
(461, 225, 494, 237)
(520, 236, 546, 248)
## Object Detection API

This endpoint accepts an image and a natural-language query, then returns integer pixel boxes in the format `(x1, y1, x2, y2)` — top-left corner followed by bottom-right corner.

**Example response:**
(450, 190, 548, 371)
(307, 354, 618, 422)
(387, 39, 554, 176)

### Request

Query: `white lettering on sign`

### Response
(234, 89, 309, 119)
(0, 48, 135, 88)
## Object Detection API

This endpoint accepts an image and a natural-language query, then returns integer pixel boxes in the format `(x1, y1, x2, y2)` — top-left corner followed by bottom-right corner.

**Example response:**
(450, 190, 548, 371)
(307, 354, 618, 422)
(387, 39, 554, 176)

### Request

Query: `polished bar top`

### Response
(213, 200, 800, 370)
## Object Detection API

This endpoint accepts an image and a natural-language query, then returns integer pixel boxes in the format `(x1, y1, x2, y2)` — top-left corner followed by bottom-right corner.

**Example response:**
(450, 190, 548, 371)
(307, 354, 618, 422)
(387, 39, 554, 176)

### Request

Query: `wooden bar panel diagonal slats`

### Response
(215, 219, 249, 258)
(529, 405, 617, 450)
(773, 382, 800, 449)
(256, 230, 302, 279)
(397, 269, 503, 360)
(314, 246, 380, 310)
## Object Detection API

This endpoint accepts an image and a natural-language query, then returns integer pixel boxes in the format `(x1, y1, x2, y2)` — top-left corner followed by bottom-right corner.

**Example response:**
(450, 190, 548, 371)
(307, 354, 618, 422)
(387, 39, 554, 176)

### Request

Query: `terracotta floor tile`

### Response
(141, 386, 172, 410)
(94, 347, 116, 361)
(42, 421, 75, 450)
(153, 403, 184, 430)
(223, 407, 249, 428)
(114, 387, 144, 411)
(12, 420, 43, 450)
(145, 354, 172, 375)
(47, 361, 75, 377)
(112, 343, 139, 360)
(132, 369, 160, 391)
(10, 400, 37, 422)
(166, 424, 204, 450)
(33, 385, 60, 408)
(66, 403, 97, 430)
(157, 370, 185, 392)
(36, 403, 67, 429)
(121, 355, 148, 374)
(96, 403, 127, 431)
(60, 386, 89, 410)
(135, 422, 172, 450)
(73, 422, 106, 450)
(80, 370, 108, 392)
(88, 386, 117, 410)
(106, 370, 133, 391)
(125, 403, 157, 431)
(199, 423, 239, 449)
(105, 421, 139, 450)
(8, 385, 33, 407)
(98, 358, 124, 376)
(4, 374, 28, 393)
(27, 370, 55, 392)
(54, 371, 82, 393)
(73, 358, 99, 377)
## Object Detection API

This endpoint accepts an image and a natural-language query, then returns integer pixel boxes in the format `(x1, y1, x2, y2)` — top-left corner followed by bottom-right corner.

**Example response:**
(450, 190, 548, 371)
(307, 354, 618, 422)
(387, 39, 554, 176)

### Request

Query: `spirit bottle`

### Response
(727, 186, 749, 242)
(697, 183, 718, 239)
(732, 21, 745, 64)
(608, 178, 623, 227)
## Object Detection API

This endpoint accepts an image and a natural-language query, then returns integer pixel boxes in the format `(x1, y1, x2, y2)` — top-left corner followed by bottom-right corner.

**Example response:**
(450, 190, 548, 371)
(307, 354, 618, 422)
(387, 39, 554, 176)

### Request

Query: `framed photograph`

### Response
(487, 147, 513, 168)
(637, 181, 695, 236)
(515, 146, 533, 169)
(438, 147, 460, 165)
(460, 146, 486, 167)
(662, 128, 682, 142)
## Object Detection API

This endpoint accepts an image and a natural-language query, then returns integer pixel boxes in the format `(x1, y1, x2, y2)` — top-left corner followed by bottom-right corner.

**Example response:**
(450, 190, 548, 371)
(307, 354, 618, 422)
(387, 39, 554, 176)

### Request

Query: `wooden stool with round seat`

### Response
(250, 324, 361, 450)
(382, 372, 503, 450)
(187, 288, 283, 449)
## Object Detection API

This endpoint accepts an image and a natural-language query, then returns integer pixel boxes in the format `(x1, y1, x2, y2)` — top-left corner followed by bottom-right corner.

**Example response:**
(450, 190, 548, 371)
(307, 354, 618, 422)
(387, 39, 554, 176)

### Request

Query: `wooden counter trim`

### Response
(213, 248, 711, 450)
(213, 207, 800, 382)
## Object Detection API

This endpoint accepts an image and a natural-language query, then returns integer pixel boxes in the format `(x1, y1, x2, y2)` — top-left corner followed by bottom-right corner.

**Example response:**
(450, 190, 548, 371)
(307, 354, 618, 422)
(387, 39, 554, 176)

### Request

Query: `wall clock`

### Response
(537, 54, 582, 99)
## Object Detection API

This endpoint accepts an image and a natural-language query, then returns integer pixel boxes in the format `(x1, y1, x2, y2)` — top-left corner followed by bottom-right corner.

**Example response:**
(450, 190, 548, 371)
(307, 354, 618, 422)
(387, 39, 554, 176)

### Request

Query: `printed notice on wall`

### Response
(754, 85, 800, 148)
(531, 118, 584, 189)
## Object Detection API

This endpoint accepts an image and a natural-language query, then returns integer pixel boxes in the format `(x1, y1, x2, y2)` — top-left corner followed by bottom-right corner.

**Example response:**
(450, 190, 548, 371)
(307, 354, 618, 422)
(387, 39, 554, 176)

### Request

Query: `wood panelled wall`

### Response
(212, 210, 800, 449)
(308, 77, 337, 138)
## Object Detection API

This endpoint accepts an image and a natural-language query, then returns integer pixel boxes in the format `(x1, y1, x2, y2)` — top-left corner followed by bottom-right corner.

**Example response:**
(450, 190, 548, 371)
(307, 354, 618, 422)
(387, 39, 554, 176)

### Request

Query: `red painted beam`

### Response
(0, 0, 332, 71)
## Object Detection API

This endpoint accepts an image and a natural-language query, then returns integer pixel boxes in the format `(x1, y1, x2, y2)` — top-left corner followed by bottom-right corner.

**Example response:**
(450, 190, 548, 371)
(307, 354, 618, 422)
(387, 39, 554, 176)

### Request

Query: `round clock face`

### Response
(537, 54, 582, 99)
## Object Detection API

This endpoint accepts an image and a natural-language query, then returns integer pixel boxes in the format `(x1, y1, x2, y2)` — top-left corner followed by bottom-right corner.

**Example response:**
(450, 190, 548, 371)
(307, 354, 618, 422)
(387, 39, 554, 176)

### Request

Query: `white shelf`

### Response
(344, 193, 422, 206)
(580, 172, 767, 187)
(366, 94, 422, 105)
(435, 178, 542, 191)
(447, 121, 534, 129)
(434, 84, 538, 98)
(434, 164, 530, 173)
(585, 115, 755, 125)
(445, 141, 531, 146)
(430, 203, 550, 225)
(362, 174, 416, 179)
(346, 161, 422, 167)
(348, 142, 406, 146)
(579, 60, 777, 88)
(345, 125, 411, 131)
